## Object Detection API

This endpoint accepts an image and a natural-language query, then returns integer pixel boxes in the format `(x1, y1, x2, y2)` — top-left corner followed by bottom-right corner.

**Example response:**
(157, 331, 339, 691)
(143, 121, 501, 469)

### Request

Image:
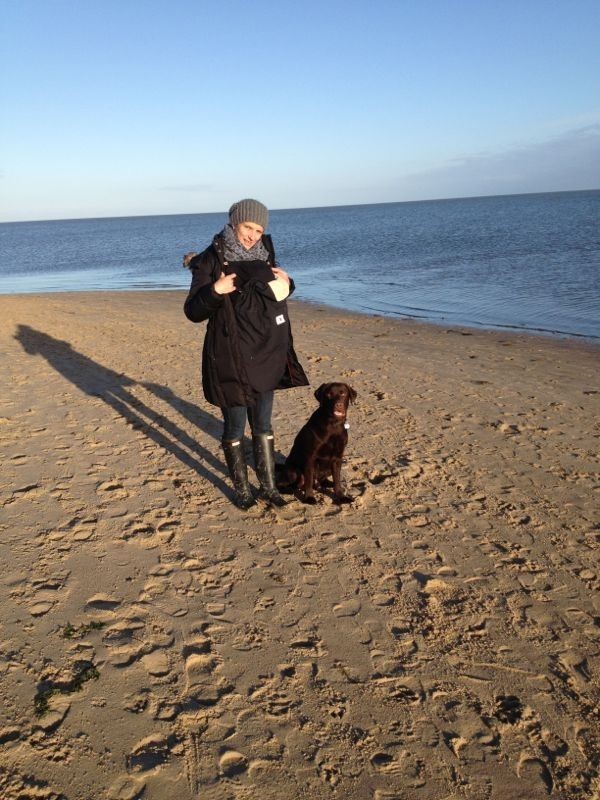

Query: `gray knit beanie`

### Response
(228, 198, 269, 231)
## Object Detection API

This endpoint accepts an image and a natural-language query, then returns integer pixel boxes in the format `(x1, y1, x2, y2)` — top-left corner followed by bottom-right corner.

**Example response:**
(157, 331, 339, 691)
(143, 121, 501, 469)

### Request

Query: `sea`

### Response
(1, 190, 599, 341)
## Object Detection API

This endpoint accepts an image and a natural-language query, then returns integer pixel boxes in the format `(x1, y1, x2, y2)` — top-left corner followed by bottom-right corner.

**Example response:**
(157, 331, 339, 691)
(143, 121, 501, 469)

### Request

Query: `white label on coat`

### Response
(275, 314, 286, 325)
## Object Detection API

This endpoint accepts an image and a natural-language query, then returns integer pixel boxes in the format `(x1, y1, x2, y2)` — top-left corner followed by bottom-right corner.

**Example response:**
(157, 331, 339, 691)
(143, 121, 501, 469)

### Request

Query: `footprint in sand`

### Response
(182, 631, 224, 706)
(182, 632, 211, 657)
(103, 617, 145, 644)
(184, 653, 218, 689)
(371, 649, 407, 677)
(141, 650, 170, 678)
(517, 754, 554, 795)
(246, 758, 287, 786)
(86, 593, 122, 611)
(333, 598, 361, 618)
(558, 649, 592, 687)
(28, 600, 55, 616)
(72, 525, 95, 541)
(371, 750, 424, 782)
(97, 480, 129, 499)
(127, 733, 172, 772)
(422, 577, 465, 610)
(104, 617, 147, 667)
(0, 727, 21, 746)
(123, 690, 150, 714)
(218, 750, 248, 776)
(108, 775, 146, 800)
(33, 697, 71, 734)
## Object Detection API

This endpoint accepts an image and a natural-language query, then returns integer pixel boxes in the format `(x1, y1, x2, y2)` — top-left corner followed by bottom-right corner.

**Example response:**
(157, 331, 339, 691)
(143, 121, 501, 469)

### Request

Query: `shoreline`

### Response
(1, 290, 598, 799)
(1, 287, 599, 349)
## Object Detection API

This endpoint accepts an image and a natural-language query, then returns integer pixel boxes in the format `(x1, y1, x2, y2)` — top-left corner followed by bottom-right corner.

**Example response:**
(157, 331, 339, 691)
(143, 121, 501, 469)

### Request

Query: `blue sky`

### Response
(1, 0, 599, 221)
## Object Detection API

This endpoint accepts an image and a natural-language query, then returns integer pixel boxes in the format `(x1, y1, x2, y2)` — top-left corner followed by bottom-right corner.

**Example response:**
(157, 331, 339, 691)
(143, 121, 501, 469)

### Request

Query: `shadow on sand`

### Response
(14, 324, 230, 496)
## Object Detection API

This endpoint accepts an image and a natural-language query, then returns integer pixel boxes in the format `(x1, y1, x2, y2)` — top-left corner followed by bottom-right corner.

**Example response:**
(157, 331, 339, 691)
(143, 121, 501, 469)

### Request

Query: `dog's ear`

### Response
(314, 383, 328, 403)
(347, 385, 357, 404)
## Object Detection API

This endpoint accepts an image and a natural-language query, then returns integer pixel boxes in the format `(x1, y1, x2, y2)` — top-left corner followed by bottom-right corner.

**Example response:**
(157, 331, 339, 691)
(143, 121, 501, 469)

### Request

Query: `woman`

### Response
(184, 199, 309, 509)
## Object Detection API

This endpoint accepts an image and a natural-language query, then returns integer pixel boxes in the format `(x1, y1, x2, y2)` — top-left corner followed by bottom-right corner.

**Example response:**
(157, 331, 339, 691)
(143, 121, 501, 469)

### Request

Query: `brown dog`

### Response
(277, 382, 356, 504)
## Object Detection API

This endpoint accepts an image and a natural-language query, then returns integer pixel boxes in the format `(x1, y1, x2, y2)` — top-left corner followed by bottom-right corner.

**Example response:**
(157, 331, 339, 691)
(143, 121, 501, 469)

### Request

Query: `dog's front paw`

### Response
(334, 494, 354, 505)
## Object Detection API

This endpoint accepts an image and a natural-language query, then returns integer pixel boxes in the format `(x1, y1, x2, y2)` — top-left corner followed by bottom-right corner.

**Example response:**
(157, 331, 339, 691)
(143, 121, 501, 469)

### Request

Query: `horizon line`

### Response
(2, 186, 599, 225)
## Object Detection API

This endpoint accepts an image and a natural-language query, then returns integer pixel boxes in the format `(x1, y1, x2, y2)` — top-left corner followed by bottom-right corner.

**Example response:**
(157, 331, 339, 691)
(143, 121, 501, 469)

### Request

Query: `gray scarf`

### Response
(222, 224, 269, 262)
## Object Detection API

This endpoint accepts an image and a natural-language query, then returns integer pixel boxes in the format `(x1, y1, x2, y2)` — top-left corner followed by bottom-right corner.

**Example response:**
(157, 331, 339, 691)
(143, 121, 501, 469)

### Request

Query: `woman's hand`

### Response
(271, 266, 290, 285)
(214, 272, 237, 295)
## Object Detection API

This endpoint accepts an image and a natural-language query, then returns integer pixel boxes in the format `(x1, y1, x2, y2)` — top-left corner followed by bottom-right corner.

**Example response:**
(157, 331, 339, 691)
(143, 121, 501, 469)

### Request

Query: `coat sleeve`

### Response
(183, 250, 224, 323)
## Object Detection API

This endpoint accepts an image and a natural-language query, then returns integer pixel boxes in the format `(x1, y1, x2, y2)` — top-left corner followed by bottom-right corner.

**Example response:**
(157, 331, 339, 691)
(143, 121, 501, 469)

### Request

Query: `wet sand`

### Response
(0, 290, 598, 800)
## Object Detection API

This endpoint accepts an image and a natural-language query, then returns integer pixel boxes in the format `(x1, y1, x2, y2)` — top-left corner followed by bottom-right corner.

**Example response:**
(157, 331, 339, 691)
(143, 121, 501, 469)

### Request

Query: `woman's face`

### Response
(234, 221, 264, 250)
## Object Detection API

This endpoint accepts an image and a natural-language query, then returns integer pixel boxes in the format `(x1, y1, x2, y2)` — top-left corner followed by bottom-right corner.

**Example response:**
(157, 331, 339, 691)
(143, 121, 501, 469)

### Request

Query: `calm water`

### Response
(1, 191, 599, 340)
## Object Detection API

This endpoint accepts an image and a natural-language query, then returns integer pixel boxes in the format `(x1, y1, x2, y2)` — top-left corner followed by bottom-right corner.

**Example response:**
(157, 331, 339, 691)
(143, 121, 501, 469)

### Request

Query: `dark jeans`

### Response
(221, 391, 274, 442)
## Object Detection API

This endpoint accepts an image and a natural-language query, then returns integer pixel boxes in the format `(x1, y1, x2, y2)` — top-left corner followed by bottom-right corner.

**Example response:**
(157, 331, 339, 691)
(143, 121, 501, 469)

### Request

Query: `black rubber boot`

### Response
(252, 433, 287, 507)
(222, 440, 256, 510)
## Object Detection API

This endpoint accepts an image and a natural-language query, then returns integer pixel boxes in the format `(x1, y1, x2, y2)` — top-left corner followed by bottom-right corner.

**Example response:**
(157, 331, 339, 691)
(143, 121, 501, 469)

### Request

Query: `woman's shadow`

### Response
(14, 324, 229, 494)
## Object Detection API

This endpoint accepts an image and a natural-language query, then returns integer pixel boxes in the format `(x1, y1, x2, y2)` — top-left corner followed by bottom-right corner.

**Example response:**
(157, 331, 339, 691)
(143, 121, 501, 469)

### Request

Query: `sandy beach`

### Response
(0, 290, 598, 800)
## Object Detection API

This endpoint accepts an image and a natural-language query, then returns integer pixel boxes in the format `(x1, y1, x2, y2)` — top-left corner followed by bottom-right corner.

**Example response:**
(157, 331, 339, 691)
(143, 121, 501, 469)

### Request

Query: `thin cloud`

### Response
(159, 183, 214, 192)
(402, 125, 600, 197)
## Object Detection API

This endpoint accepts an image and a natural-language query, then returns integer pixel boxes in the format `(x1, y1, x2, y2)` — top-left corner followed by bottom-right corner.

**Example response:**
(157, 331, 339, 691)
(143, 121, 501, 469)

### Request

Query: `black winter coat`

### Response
(184, 232, 309, 408)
